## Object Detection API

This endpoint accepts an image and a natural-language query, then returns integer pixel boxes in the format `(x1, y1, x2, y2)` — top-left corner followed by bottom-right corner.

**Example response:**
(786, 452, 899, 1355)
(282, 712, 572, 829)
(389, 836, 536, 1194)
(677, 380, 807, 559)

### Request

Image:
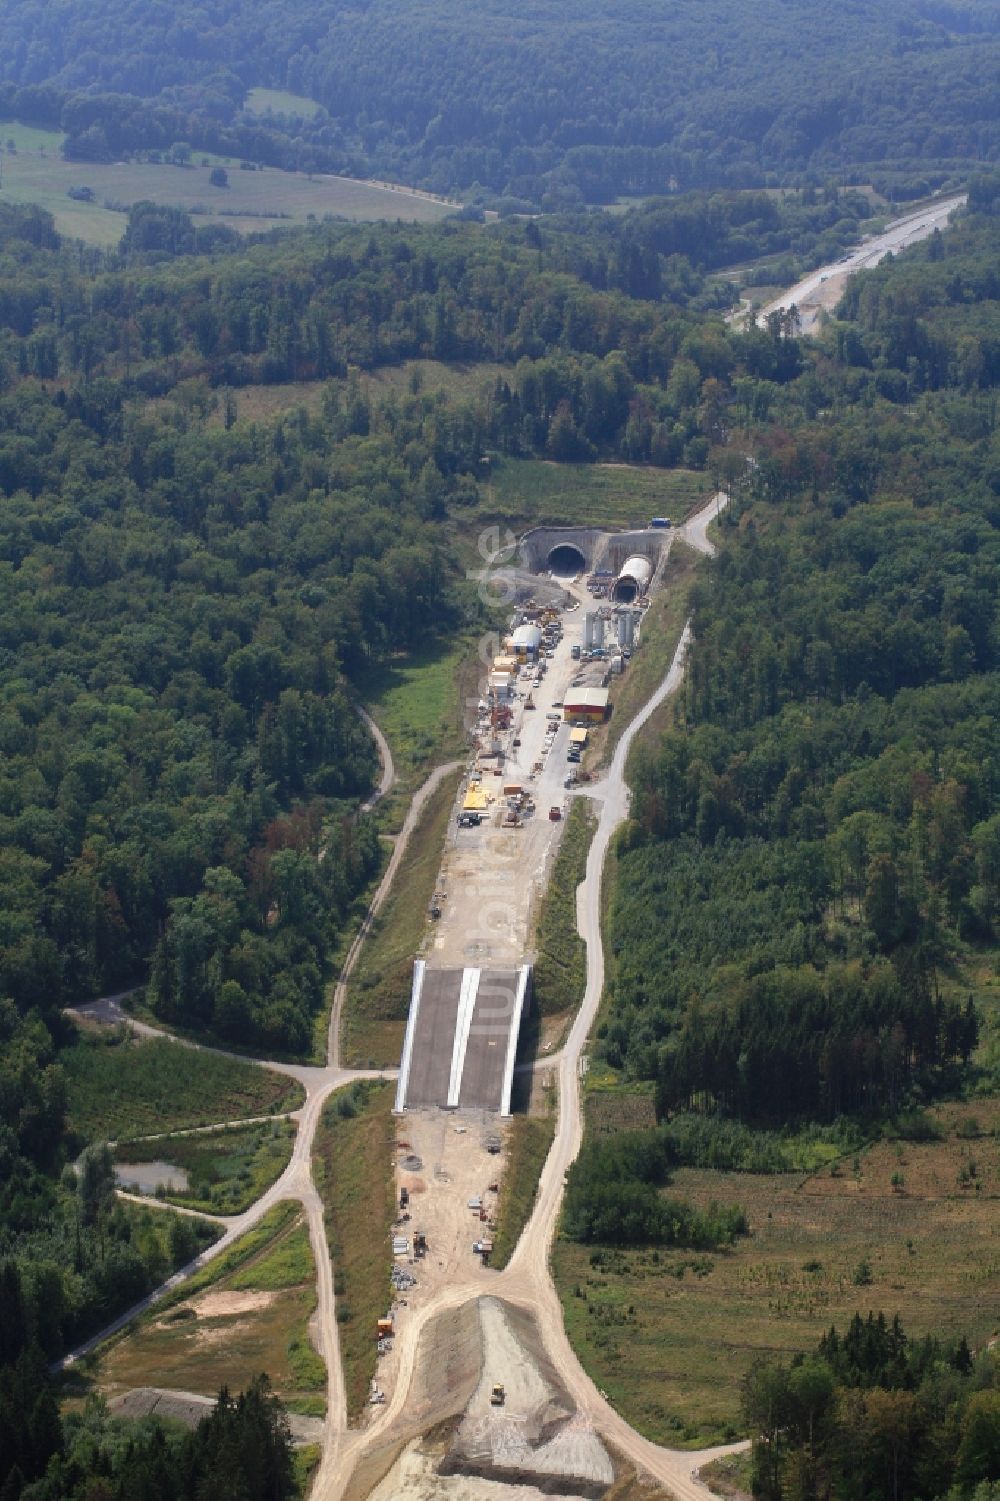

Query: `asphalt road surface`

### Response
(755, 194, 967, 334)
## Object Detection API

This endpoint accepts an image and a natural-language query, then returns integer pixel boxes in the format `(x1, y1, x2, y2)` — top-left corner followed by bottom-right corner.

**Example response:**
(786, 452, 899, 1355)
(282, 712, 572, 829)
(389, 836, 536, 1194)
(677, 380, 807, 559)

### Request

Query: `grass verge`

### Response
(552, 1095, 1000, 1449)
(520, 801, 597, 1063)
(700, 1451, 754, 1499)
(343, 767, 462, 1067)
(312, 1080, 395, 1421)
(91, 1203, 326, 1415)
(490, 1107, 557, 1270)
(292, 1444, 322, 1497)
(113, 1120, 296, 1215)
(244, 87, 322, 118)
(64, 1030, 304, 1142)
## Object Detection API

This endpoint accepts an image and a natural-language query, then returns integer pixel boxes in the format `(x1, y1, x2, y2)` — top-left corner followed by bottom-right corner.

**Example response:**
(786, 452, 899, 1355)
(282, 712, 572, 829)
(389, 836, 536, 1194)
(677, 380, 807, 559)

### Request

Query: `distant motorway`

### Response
(752, 193, 967, 334)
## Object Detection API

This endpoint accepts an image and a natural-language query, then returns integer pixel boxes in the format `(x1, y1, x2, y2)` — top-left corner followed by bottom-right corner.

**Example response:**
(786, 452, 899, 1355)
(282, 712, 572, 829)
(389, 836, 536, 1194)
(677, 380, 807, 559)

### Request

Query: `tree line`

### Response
(744, 1313, 999, 1501)
(0, 1258, 297, 1501)
(563, 1127, 749, 1250)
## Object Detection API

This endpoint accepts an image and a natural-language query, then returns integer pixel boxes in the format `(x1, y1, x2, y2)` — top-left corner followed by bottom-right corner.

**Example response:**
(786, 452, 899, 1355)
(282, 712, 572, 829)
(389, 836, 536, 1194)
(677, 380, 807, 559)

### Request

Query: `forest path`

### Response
(327, 759, 463, 1070)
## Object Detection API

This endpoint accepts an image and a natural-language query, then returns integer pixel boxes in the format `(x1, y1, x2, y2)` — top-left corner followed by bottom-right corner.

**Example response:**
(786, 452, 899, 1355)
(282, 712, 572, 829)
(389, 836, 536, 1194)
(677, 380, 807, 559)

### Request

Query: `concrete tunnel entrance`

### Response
(612, 578, 639, 603)
(547, 543, 587, 576)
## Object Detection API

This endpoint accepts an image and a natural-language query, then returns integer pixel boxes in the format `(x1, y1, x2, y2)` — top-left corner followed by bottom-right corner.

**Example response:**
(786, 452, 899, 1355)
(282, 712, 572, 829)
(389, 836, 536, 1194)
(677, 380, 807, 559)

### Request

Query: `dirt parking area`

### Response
(374, 1110, 501, 1406)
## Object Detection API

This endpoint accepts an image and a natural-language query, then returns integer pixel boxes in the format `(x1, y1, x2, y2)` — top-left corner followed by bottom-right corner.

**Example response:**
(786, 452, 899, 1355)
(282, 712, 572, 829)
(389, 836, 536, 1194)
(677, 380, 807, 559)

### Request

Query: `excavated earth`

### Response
(347, 1297, 615, 1501)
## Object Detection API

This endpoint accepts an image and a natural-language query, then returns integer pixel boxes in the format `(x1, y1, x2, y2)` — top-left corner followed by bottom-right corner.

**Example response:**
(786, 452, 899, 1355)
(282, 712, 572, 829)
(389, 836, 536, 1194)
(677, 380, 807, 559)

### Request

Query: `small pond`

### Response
(115, 1161, 190, 1194)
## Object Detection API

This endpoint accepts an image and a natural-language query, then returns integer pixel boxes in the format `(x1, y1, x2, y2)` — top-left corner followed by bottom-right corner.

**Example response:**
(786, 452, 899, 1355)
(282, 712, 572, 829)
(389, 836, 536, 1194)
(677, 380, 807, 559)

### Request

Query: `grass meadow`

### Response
(553, 1096, 1000, 1448)
(0, 127, 450, 245)
(64, 1029, 304, 1141)
(92, 1203, 327, 1416)
(481, 458, 709, 531)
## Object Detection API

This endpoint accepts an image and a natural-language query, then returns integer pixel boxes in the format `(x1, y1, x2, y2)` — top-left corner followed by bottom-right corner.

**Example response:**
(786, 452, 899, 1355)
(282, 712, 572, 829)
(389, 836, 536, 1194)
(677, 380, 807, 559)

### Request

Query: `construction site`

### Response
(352, 1299, 617, 1501)
(364, 519, 676, 1496)
(394, 519, 670, 1120)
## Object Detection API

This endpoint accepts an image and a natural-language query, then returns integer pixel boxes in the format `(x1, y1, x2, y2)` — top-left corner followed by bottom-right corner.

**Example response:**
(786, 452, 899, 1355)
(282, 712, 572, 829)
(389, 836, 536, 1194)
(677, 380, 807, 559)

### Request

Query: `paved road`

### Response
(753, 194, 966, 334)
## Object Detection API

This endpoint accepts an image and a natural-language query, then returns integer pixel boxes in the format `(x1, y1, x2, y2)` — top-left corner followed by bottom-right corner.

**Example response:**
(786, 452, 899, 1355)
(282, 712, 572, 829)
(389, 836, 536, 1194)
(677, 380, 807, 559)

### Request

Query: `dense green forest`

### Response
(604, 189, 1000, 1132)
(0, 95, 996, 1494)
(0, 188, 750, 1394)
(745, 1314, 1000, 1501)
(0, 0, 998, 201)
(563, 1125, 749, 1249)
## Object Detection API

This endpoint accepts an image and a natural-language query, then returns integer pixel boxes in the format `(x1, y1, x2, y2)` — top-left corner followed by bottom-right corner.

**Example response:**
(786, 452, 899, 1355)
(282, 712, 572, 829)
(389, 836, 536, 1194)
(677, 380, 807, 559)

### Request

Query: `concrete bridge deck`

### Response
(395, 962, 531, 1115)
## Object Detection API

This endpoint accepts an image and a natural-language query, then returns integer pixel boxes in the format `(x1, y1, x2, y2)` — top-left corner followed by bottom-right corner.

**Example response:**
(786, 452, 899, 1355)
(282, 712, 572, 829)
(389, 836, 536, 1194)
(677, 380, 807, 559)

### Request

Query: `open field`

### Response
(364, 357, 507, 403)
(244, 88, 322, 119)
(364, 636, 474, 795)
(114, 1120, 296, 1215)
(481, 459, 709, 531)
(313, 1081, 395, 1421)
(0, 129, 451, 245)
(143, 359, 505, 431)
(64, 1029, 304, 1141)
(180, 380, 328, 428)
(1, 122, 68, 152)
(584, 1088, 658, 1136)
(92, 1203, 326, 1416)
(553, 1095, 1000, 1448)
(344, 768, 462, 1067)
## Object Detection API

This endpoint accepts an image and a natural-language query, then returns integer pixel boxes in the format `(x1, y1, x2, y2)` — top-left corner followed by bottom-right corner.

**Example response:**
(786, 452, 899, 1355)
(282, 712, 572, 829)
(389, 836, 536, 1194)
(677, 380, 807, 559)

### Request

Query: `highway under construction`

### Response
(330, 493, 735, 1501)
(393, 520, 670, 1119)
